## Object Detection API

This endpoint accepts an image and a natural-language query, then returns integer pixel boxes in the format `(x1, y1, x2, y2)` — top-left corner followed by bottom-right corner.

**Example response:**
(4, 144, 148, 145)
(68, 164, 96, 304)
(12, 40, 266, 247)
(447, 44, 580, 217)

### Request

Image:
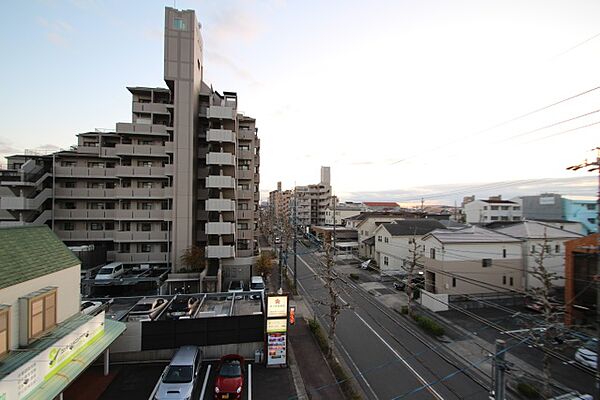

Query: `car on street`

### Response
(214, 354, 244, 400)
(575, 338, 598, 369)
(154, 346, 202, 400)
(249, 276, 265, 300)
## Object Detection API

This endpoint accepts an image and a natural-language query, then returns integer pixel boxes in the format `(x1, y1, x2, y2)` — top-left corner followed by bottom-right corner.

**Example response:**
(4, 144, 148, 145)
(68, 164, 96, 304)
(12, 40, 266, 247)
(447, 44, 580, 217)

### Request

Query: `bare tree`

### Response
(406, 237, 424, 317)
(180, 245, 206, 272)
(256, 251, 274, 280)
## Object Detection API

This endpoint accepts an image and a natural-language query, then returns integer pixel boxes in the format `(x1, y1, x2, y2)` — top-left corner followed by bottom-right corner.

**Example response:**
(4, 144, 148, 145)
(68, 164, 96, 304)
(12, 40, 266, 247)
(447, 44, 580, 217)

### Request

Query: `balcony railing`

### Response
(54, 166, 116, 178)
(55, 188, 116, 198)
(54, 209, 116, 219)
(115, 187, 172, 198)
(115, 144, 169, 157)
(206, 152, 235, 166)
(206, 245, 235, 258)
(205, 222, 235, 235)
(112, 252, 168, 263)
(206, 199, 235, 212)
(113, 231, 168, 241)
(206, 175, 235, 189)
(115, 166, 168, 177)
(54, 230, 115, 241)
(114, 210, 172, 220)
(207, 129, 235, 143)
(207, 106, 235, 120)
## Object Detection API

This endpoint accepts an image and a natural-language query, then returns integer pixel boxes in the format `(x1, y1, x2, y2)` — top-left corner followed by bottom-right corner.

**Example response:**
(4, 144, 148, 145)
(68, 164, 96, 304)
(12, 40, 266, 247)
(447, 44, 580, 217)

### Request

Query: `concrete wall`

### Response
(110, 342, 263, 362)
(516, 194, 563, 220)
(420, 290, 449, 312)
(0, 265, 81, 351)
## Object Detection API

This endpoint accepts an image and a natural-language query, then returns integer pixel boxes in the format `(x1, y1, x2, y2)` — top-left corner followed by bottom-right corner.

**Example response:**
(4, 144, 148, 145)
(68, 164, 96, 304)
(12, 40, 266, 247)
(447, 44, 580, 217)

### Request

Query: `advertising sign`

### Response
(0, 312, 105, 400)
(267, 296, 288, 318)
(266, 319, 287, 333)
(266, 332, 286, 366)
(539, 196, 555, 205)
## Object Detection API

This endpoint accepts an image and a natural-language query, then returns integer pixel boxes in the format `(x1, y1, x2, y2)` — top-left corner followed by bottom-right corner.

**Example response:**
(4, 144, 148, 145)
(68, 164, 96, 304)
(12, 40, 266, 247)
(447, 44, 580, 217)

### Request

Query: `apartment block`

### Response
(0, 7, 260, 291)
(268, 181, 292, 222)
(292, 166, 332, 227)
(463, 196, 522, 224)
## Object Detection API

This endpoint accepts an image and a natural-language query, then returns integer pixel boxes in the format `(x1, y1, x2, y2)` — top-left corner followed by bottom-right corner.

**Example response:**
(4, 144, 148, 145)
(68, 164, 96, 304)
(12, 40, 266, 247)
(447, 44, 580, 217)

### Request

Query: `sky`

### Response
(1, 0, 599, 205)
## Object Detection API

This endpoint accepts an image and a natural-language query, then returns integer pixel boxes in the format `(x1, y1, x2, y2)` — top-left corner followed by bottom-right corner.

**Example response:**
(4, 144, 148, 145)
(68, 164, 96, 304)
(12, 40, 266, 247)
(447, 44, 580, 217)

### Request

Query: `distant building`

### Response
(563, 196, 598, 234)
(564, 233, 599, 326)
(0, 225, 126, 398)
(269, 181, 292, 222)
(292, 166, 332, 227)
(362, 202, 401, 212)
(512, 193, 563, 221)
(463, 196, 522, 224)
(355, 211, 423, 259)
(324, 202, 364, 225)
(422, 226, 524, 295)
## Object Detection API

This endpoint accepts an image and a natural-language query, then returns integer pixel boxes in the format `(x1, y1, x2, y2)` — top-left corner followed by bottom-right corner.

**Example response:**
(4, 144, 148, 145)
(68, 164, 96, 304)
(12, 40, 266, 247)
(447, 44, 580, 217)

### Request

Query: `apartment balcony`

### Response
(206, 152, 235, 166)
(237, 229, 253, 240)
(237, 150, 253, 160)
(236, 170, 253, 180)
(237, 190, 253, 200)
(206, 199, 235, 212)
(114, 231, 168, 241)
(54, 209, 116, 219)
(207, 129, 235, 143)
(115, 210, 172, 220)
(75, 145, 100, 155)
(206, 245, 235, 259)
(54, 230, 115, 241)
(206, 175, 235, 189)
(132, 102, 170, 114)
(115, 187, 172, 198)
(99, 147, 118, 158)
(54, 166, 116, 178)
(205, 222, 235, 235)
(113, 252, 168, 263)
(237, 210, 253, 220)
(116, 122, 168, 136)
(207, 106, 235, 120)
(55, 188, 116, 198)
(238, 130, 255, 141)
(115, 166, 167, 177)
(0, 188, 51, 210)
(115, 144, 169, 157)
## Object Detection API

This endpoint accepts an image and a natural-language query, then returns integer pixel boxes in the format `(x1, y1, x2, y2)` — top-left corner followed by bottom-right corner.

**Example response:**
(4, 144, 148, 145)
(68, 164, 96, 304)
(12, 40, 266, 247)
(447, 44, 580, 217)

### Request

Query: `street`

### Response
(293, 242, 490, 400)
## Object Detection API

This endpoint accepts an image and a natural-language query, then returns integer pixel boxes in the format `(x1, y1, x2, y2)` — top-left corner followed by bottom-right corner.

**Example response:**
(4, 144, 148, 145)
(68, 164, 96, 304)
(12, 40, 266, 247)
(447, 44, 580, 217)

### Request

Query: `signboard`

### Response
(539, 197, 555, 205)
(266, 319, 287, 333)
(267, 296, 288, 318)
(266, 332, 286, 365)
(0, 312, 105, 400)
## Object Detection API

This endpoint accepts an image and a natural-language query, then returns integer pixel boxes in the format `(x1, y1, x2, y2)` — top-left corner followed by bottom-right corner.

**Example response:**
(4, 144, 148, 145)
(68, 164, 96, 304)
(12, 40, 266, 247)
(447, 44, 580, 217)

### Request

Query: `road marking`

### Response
(198, 363, 212, 400)
(354, 312, 445, 400)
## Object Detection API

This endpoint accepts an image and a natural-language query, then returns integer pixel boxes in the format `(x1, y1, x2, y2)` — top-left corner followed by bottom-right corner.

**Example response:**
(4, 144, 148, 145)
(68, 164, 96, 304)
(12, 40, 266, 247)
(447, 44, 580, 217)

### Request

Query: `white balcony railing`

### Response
(205, 222, 235, 235)
(207, 106, 235, 120)
(207, 129, 235, 143)
(206, 199, 235, 212)
(206, 245, 235, 258)
(206, 175, 235, 189)
(206, 152, 235, 166)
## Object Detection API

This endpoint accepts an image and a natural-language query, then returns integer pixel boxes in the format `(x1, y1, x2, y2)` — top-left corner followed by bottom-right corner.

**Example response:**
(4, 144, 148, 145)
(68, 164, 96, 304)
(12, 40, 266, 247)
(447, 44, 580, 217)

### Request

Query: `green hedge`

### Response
(516, 382, 540, 399)
(411, 314, 445, 336)
(349, 273, 359, 281)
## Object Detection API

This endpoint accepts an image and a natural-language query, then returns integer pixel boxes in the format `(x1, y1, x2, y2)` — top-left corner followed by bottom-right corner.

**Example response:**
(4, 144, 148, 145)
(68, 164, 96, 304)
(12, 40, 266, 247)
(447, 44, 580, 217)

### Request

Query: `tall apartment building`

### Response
(0, 8, 260, 291)
(293, 166, 332, 227)
(268, 181, 292, 222)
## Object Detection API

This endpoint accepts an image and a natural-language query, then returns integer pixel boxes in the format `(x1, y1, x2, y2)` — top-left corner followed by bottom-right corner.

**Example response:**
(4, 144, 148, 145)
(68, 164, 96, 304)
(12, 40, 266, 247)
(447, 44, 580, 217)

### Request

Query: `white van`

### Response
(153, 346, 202, 400)
(250, 276, 265, 299)
(95, 262, 124, 281)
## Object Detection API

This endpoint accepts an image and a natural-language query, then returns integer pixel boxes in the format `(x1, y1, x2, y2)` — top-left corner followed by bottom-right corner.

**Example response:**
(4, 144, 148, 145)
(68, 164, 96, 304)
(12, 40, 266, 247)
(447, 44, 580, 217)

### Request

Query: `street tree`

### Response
(256, 251, 274, 280)
(180, 245, 206, 272)
(406, 236, 424, 317)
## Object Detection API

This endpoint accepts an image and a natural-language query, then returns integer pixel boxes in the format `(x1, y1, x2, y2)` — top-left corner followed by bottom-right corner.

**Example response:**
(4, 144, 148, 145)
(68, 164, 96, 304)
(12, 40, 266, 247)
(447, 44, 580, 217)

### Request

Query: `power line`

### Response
(555, 31, 600, 58)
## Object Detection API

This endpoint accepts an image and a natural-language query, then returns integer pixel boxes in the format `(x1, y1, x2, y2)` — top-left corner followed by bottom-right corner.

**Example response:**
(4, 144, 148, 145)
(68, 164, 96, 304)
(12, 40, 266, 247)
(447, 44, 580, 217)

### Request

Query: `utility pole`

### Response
(332, 194, 336, 260)
(293, 188, 298, 290)
(567, 147, 600, 400)
(493, 339, 507, 400)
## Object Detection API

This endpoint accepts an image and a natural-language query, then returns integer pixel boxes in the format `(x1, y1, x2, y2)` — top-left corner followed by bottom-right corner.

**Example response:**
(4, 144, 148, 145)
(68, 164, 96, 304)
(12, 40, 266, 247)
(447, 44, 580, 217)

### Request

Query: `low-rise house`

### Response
(422, 226, 524, 295)
(464, 196, 522, 224)
(324, 202, 364, 225)
(373, 219, 446, 277)
(0, 226, 125, 400)
(362, 202, 401, 212)
(355, 212, 423, 259)
(490, 220, 583, 289)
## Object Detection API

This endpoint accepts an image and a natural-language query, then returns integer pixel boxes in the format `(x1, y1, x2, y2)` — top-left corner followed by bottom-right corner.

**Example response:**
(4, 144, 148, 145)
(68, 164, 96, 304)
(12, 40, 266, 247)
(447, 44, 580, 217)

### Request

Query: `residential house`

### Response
(356, 211, 423, 259)
(490, 220, 583, 289)
(463, 196, 522, 224)
(373, 219, 446, 278)
(422, 226, 524, 295)
(362, 202, 401, 212)
(0, 226, 126, 399)
(324, 202, 364, 225)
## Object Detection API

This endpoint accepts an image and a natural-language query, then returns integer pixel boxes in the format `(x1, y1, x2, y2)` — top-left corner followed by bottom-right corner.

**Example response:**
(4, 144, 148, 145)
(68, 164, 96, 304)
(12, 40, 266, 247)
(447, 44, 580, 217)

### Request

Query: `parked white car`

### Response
(250, 276, 265, 300)
(95, 262, 125, 281)
(575, 339, 597, 369)
(227, 280, 245, 299)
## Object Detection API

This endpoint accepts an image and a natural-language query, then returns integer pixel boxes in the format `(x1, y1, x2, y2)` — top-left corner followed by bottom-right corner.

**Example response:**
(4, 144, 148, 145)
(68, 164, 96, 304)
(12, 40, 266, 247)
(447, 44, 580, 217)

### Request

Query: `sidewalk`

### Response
(266, 270, 345, 400)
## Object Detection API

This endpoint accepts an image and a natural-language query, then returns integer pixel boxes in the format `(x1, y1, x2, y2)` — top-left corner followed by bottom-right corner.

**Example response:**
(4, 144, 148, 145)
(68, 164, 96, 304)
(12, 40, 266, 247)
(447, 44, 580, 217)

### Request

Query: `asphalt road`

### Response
(293, 243, 489, 400)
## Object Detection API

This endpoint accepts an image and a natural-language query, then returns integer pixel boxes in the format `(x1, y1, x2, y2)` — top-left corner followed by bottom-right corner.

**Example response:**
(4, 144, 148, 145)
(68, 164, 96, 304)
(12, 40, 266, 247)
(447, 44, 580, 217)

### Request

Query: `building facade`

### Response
(562, 196, 598, 234)
(292, 166, 332, 227)
(0, 8, 260, 290)
(463, 196, 522, 224)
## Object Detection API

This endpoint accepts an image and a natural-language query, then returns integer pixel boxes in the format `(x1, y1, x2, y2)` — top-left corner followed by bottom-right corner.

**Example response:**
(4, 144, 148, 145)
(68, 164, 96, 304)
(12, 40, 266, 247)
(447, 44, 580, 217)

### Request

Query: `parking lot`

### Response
(66, 358, 295, 400)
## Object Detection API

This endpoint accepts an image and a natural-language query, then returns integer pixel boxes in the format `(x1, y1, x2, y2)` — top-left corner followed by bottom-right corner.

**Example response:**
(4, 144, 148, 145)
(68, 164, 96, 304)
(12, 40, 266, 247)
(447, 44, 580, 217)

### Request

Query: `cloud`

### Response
(208, 7, 264, 45)
(142, 28, 162, 42)
(36, 16, 73, 47)
(0, 139, 18, 155)
(206, 51, 262, 86)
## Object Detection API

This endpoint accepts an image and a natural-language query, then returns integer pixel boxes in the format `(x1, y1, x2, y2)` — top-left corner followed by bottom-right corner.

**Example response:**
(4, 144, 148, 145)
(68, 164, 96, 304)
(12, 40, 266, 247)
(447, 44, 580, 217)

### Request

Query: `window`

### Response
(139, 223, 152, 232)
(29, 289, 57, 340)
(161, 221, 170, 231)
(138, 181, 153, 189)
(500, 216, 509, 221)
(60, 161, 76, 167)
(483, 206, 488, 210)
(90, 223, 103, 231)
(384, 237, 389, 243)
(140, 244, 152, 253)
(513, 206, 520, 210)
(555, 245, 560, 253)
(491, 206, 499, 210)
(238, 223, 249, 230)
(383, 256, 388, 266)
(502, 249, 507, 258)
(63, 222, 75, 231)
(238, 203, 249, 210)
(63, 202, 76, 210)
(503, 276, 507, 285)
(531, 245, 536, 253)
(139, 202, 153, 210)
(89, 202, 105, 210)
(452, 278, 456, 287)
(482, 258, 492, 267)
(122, 201, 131, 210)
(0, 307, 9, 357)
(64, 181, 76, 188)
(513, 217, 521, 221)
(88, 162, 104, 168)
(138, 161, 153, 167)
(586, 204, 596, 210)
(490, 216, 499, 221)
(510, 277, 514, 286)
(500, 206, 509, 210)
(588, 218, 596, 224)
(430, 248, 436, 259)
(122, 180, 131, 188)
(377, 236, 382, 242)
(120, 243, 130, 253)
(173, 18, 186, 30)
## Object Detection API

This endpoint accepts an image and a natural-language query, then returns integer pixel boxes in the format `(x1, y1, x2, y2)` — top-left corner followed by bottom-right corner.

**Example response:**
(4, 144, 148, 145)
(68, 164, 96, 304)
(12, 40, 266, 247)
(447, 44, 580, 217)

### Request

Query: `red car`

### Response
(214, 354, 245, 400)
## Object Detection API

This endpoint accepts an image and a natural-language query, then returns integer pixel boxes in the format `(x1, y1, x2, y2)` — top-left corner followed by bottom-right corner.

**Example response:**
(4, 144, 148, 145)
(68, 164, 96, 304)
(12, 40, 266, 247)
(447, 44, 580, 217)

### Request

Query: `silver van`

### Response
(153, 346, 202, 400)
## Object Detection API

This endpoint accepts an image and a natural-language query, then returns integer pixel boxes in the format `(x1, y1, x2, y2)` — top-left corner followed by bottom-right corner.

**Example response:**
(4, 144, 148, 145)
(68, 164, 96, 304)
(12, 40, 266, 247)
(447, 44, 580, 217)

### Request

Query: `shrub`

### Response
(517, 382, 540, 399)
(411, 314, 445, 336)
(349, 273, 359, 281)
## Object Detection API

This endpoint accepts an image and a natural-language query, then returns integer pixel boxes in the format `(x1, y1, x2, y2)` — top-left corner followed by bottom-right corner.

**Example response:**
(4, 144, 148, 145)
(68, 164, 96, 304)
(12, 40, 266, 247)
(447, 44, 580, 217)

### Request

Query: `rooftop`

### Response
(380, 219, 446, 236)
(0, 226, 80, 290)
(492, 220, 583, 239)
(424, 226, 523, 244)
(480, 199, 518, 204)
(363, 202, 399, 207)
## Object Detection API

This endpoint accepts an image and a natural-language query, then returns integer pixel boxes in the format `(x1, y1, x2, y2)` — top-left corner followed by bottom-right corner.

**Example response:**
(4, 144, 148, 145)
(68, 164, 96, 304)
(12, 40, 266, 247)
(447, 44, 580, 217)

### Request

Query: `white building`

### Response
(464, 197, 522, 224)
(373, 219, 446, 278)
(491, 220, 583, 289)
(422, 226, 524, 295)
(0, 226, 126, 399)
(324, 202, 363, 225)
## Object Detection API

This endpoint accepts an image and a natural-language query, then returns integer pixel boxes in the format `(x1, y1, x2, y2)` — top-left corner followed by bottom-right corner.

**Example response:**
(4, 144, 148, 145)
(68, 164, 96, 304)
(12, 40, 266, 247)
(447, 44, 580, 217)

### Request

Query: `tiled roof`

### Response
(0, 226, 80, 290)
(381, 219, 446, 236)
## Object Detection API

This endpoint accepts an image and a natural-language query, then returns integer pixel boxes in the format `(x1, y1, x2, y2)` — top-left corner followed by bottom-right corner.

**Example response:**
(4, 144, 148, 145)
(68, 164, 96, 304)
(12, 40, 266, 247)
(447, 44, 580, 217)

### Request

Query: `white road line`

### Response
(198, 363, 212, 400)
(335, 332, 380, 400)
(354, 312, 445, 400)
(248, 363, 252, 400)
